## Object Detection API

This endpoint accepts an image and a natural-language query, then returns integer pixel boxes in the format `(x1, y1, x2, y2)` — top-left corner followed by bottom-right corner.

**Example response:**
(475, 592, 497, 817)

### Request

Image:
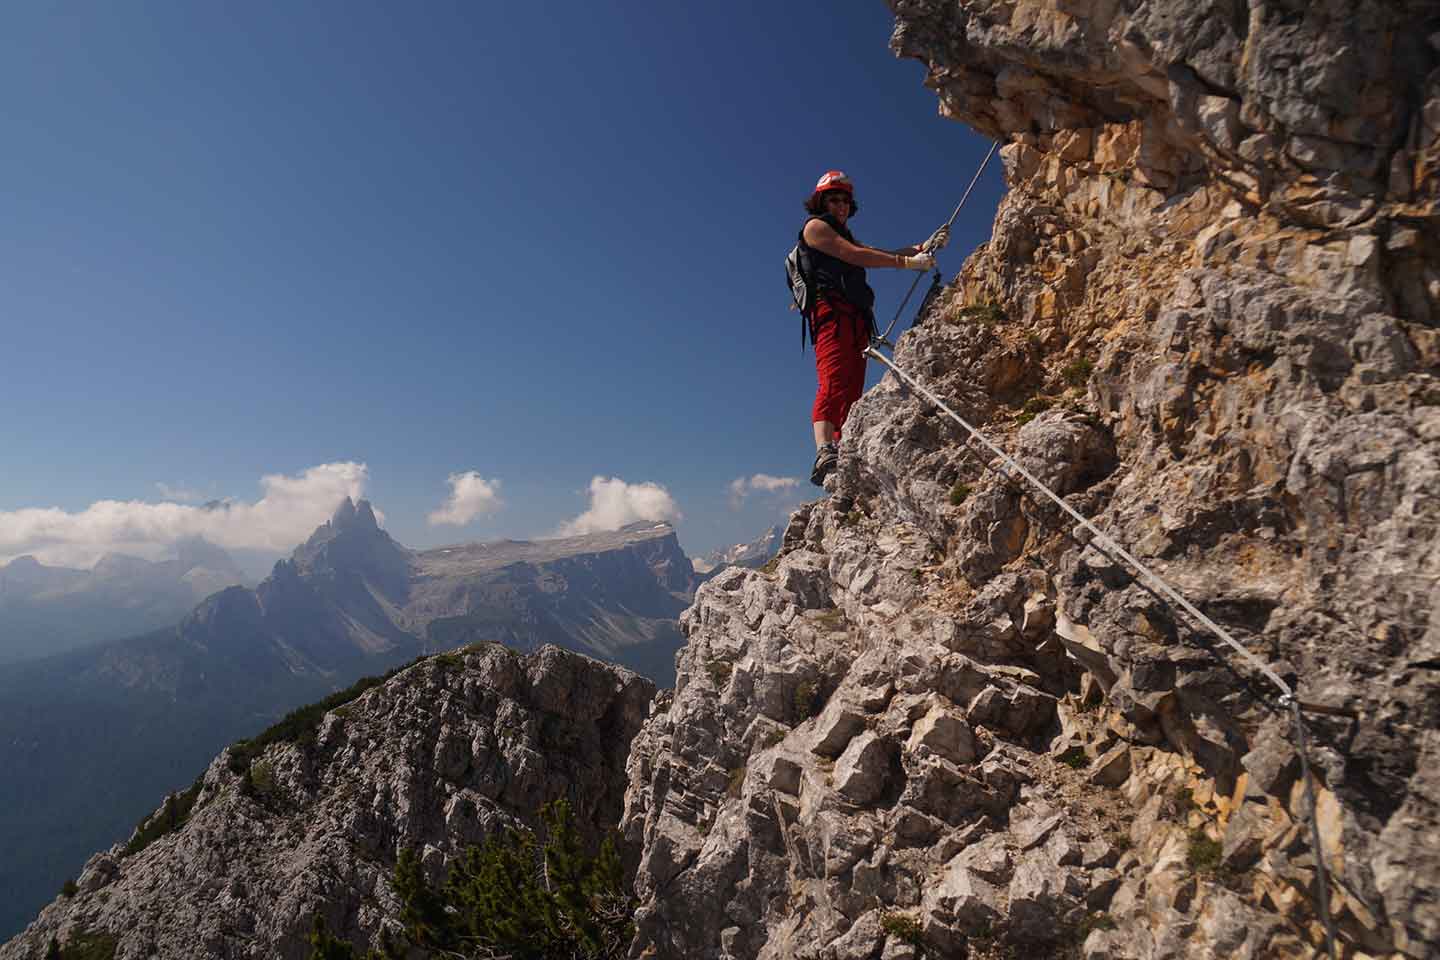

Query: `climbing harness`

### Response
(861, 343, 1342, 960)
(876, 140, 999, 343)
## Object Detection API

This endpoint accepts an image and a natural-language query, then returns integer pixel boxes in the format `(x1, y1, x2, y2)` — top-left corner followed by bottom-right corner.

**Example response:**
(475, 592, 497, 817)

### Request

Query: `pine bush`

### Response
(308, 800, 634, 960)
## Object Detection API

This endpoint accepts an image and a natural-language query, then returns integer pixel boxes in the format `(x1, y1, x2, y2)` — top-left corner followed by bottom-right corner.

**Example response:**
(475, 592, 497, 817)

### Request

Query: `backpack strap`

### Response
(797, 223, 815, 351)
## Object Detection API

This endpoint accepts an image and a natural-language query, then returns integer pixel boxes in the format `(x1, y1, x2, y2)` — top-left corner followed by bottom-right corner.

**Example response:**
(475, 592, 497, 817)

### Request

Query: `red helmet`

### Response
(811, 169, 854, 203)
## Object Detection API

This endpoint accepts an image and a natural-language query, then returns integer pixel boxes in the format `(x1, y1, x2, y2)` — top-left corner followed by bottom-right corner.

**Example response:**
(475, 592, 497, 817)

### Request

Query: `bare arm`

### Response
(803, 219, 918, 268)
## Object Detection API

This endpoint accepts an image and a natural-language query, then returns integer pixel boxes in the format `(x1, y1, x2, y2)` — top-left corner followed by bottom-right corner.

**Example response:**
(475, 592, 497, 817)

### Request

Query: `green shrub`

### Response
(948, 482, 972, 506)
(793, 680, 820, 722)
(306, 918, 358, 960)
(1076, 911, 1117, 938)
(1023, 395, 1052, 414)
(60, 878, 78, 898)
(1062, 357, 1094, 387)
(123, 777, 204, 858)
(879, 910, 925, 947)
(956, 302, 1007, 326)
(761, 728, 786, 749)
(1187, 828, 1223, 874)
(727, 767, 746, 798)
(1057, 746, 1088, 770)
(49, 931, 118, 960)
(705, 659, 732, 690)
(310, 800, 635, 960)
(249, 761, 280, 801)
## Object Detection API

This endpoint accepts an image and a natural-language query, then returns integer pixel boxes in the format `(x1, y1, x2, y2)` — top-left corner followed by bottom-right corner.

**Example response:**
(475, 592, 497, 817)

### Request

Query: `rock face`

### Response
(624, 3, 1437, 959)
(0, 644, 653, 960)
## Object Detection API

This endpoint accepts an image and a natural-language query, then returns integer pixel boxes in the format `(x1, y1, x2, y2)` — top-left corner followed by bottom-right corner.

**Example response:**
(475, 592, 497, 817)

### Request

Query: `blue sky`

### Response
(0, 1, 1003, 569)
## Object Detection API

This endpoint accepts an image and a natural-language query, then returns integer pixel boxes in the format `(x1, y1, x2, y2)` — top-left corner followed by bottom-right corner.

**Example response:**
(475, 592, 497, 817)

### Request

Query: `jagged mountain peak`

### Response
(327, 496, 380, 533)
(289, 498, 411, 594)
(298, 498, 391, 555)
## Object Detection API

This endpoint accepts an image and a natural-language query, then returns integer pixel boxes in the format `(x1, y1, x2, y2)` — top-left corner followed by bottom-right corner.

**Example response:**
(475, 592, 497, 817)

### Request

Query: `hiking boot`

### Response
(810, 443, 838, 487)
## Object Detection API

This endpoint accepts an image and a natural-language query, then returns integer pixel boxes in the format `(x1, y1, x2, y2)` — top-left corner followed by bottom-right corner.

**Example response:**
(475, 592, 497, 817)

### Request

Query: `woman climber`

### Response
(797, 170, 949, 486)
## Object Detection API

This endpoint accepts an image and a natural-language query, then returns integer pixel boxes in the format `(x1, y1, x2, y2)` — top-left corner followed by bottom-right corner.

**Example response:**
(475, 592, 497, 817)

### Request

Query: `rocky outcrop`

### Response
(0, 644, 653, 960)
(624, 3, 1437, 958)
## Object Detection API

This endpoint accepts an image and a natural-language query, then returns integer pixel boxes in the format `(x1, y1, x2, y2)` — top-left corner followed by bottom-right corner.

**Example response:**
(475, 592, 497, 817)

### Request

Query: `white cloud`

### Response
(556, 476, 681, 536)
(0, 462, 369, 568)
(729, 473, 801, 507)
(428, 472, 503, 527)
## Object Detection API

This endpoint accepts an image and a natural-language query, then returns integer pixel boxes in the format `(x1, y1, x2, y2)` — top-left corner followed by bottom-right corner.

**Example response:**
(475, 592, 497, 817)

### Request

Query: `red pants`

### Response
(811, 297, 868, 439)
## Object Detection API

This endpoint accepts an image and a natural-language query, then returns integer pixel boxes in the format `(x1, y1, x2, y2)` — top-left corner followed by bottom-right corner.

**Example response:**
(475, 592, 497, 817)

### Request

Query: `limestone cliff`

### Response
(1, 645, 653, 960)
(624, 3, 1438, 959)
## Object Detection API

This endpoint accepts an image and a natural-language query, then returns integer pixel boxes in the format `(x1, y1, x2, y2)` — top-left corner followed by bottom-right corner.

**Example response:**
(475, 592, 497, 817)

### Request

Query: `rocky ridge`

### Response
(623, 3, 1438, 959)
(0, 644, 653, 960)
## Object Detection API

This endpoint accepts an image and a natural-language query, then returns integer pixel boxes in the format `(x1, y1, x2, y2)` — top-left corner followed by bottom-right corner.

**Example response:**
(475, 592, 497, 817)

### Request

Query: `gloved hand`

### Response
(899, 252, 937, 271)
(923, 225, 951, 253)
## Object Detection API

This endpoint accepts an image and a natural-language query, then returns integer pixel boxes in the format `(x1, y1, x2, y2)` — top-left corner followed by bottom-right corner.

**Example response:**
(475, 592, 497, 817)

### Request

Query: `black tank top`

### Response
(798, 214, 875, 313)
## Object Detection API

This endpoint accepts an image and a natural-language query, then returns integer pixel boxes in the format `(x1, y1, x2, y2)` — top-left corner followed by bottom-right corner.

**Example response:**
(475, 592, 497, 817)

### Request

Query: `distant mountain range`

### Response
(0, 537, 247, 664)
(692, 523, 782, 576)
(0, 498, 697, 942)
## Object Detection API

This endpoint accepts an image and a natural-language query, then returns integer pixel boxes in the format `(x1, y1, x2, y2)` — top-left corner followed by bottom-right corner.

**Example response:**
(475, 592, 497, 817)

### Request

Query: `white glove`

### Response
(923, 225, 951, 252)
(898, 252, 936, 271)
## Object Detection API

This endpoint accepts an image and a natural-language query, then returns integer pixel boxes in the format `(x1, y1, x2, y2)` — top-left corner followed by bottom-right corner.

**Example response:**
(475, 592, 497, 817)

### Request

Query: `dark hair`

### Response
(803, 190, 858, 217)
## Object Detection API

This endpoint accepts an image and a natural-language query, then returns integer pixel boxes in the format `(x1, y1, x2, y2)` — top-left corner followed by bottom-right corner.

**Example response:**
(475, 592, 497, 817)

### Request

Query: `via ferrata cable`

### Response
(877, 139, 1000, 343)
